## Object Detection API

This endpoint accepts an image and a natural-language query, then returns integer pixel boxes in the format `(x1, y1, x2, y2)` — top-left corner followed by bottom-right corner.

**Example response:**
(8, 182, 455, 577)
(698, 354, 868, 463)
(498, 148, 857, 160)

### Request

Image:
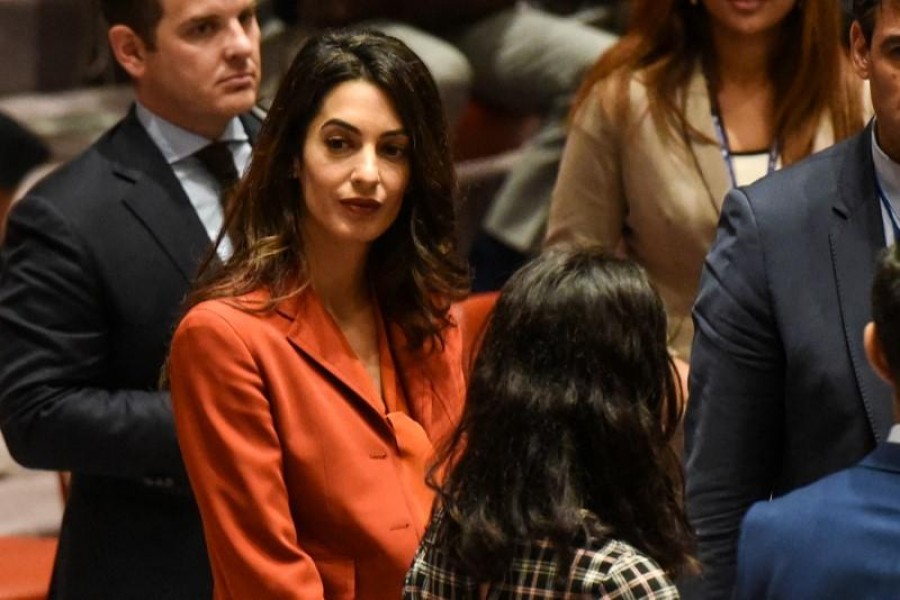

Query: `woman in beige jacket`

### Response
(546, 0, 868, 361)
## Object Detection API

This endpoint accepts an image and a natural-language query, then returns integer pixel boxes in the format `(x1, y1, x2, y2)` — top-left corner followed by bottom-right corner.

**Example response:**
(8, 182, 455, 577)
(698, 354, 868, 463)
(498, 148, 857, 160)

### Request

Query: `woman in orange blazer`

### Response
(167, 30, 469, 600)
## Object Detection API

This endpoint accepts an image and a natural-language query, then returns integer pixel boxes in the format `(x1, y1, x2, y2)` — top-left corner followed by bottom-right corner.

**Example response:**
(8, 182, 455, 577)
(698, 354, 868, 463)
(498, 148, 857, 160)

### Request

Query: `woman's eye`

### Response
(381, 143, 408, 159)
(325, 137, 349, 151)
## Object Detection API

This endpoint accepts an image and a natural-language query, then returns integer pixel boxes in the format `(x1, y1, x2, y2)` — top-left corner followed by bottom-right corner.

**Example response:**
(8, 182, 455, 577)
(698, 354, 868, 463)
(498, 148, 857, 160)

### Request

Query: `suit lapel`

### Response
(111, 108, 214, 281)
(683, 64, 731, 215)
(283, 290, 388, 419)
(830, 124, 893, 442)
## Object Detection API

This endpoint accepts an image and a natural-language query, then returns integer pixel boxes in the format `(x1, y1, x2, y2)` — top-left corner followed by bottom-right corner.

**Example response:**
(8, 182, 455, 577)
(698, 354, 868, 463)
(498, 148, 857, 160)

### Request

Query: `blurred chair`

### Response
(0, 472, 67, 600)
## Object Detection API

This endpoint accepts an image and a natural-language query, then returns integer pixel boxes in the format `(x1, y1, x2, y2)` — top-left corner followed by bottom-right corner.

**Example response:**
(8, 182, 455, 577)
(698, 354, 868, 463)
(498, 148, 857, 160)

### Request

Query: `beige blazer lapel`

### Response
(683, 64, 731, 214)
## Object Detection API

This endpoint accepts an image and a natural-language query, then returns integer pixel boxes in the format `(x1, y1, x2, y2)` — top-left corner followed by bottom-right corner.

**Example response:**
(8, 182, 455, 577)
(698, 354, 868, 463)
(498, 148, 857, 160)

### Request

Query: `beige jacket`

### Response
(546, 65, 849, 359)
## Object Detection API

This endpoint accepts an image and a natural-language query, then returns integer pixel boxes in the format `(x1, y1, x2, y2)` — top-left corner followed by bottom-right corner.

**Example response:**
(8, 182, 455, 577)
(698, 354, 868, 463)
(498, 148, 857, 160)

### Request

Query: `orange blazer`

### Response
(168, 289, 466, 600)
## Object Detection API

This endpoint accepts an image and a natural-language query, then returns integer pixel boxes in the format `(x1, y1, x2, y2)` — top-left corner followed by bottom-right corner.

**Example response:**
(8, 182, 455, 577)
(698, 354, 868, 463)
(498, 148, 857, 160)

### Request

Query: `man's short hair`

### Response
(872, 244, 900, 383)
(854, 0, 882, 43)
(100, 0, 163, 48)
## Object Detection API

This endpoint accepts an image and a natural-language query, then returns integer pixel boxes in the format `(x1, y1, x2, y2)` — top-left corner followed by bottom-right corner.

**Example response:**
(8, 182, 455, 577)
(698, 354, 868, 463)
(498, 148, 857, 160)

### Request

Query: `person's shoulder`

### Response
(744, 464, 859, 539)
(18, 117, 134, 213)
(180, 291, 276, 329)
(579, 537, 678, 598)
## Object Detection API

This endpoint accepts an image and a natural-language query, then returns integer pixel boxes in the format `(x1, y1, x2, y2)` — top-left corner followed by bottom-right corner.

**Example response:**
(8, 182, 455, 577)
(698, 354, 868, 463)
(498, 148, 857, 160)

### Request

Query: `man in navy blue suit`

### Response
(735, 242, 900, 599)
(684, 0, 900, 597)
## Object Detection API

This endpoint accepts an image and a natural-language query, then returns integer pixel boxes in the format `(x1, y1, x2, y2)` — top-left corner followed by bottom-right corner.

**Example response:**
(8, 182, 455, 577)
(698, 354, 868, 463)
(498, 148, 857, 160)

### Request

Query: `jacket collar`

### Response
(278, 288, 464, 443)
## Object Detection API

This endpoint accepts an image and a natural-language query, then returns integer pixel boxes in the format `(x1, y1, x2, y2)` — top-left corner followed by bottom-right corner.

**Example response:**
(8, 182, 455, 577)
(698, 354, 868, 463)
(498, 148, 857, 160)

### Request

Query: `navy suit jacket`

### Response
(736, 442, 900, 599)
(684, 123, 893, 599)
(0, 107, 261, 599)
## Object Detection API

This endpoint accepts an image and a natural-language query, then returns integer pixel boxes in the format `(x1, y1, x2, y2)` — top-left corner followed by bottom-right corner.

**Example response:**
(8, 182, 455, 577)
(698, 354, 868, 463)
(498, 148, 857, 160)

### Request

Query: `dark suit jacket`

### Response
(0, 107, 261, 599)
(735, 442, 900, 599)
(684, 123, 893, 599)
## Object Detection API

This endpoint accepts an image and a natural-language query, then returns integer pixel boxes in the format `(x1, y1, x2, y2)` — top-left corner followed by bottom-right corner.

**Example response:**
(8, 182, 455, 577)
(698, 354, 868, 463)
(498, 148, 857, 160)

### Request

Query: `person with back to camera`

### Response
(167, 29, 470, 600)
(404, 248, 696, 599)
(733, 242, 900, 599)
(0, 0, 262, 597)
(546, 0, 867, 364)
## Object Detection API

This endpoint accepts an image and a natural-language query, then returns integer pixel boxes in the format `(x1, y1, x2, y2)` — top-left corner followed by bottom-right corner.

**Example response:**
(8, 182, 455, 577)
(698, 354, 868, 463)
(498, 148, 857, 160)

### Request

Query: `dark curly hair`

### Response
(187, 29, 468, 351)
(428, 248, 695, 580)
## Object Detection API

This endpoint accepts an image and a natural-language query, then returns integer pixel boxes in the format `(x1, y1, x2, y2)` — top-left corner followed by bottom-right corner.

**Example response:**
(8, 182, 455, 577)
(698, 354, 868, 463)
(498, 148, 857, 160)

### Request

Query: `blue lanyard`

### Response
(710, 109, 779, 189)
(875, 174, 900, 243)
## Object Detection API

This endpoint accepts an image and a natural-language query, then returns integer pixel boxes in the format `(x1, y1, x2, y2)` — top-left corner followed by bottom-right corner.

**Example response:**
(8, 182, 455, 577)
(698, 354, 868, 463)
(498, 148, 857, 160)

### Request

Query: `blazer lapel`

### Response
(111, 108, 213, 281)
(683, 64, 731, 214)
(830, 124, 893, 442)
(283, 290, 388, 419)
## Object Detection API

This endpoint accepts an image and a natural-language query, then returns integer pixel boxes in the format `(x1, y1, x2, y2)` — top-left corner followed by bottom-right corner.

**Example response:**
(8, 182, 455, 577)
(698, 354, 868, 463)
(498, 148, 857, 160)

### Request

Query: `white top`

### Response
(731, 151, 778, 188)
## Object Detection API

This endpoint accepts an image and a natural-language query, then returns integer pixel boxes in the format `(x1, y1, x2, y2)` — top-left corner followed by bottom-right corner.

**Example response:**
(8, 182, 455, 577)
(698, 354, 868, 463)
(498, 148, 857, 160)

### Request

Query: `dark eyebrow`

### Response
(321, 118, 407, 138)
(880, 33, 900, 49)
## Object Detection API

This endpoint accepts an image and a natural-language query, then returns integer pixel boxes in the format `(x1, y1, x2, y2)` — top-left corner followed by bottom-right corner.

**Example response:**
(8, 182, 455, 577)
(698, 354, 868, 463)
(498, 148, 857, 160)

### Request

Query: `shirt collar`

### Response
(135, 101, 249, 165)
(888, 424, 900, 444)
(872, 122, 900, 202)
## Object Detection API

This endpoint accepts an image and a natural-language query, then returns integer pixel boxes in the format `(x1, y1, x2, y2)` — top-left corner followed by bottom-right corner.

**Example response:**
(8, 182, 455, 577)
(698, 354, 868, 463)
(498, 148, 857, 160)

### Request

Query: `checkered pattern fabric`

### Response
(404, 514, 679, 599)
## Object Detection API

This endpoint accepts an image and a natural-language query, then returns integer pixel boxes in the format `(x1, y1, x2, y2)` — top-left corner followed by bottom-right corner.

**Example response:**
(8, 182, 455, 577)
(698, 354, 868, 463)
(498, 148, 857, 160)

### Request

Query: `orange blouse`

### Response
(169, 289, 466, 600)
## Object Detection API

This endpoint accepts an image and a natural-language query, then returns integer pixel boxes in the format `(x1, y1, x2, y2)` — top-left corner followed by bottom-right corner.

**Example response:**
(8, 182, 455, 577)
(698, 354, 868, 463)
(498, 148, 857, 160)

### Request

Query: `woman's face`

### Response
(298, 79, 410, 251)
(702, 0, 797, 41)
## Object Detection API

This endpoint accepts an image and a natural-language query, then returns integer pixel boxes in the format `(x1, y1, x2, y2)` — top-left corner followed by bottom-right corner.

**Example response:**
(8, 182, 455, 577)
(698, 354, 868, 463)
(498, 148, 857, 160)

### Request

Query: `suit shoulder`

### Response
(177, 293, 286, 338)
(19, 123, 130, 217)
(743, 131, 861, 200)
(744, 465, 856, 535)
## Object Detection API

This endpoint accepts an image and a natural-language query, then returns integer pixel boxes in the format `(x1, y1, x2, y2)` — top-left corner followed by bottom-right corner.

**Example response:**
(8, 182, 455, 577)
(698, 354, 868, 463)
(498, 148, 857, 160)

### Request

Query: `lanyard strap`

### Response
(875, 174, 900, 243)
(710, 109, 779, 189)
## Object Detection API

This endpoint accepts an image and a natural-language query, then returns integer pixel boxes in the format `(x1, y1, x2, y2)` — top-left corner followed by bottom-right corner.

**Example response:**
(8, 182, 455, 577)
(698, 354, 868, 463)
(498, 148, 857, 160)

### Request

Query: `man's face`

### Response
(852, 1, 900, 161)
(131, 0, 260, 139)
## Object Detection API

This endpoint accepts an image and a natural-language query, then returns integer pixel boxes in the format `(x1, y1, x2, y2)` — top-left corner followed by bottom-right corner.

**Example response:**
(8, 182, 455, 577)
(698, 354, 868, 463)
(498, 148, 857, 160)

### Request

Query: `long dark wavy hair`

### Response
(428, 248, 695, 580)
(577, 0, 863, 166)
(187, 29, 468, 351)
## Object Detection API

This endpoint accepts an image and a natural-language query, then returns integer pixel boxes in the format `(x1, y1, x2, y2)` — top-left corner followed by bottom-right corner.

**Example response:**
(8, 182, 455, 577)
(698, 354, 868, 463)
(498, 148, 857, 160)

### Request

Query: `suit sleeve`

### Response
(169, 307, 326, 600)
(545, 81, 625, 252)
(0, 194, 184, 483)
(683, 187, 785, 599)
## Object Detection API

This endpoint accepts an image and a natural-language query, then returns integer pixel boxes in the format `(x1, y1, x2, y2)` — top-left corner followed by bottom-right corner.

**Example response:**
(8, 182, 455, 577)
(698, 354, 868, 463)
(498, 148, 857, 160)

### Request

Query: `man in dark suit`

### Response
(0, 0, 262, 597)
(734, 242, 900, 599)
(684, 0, 899, 597)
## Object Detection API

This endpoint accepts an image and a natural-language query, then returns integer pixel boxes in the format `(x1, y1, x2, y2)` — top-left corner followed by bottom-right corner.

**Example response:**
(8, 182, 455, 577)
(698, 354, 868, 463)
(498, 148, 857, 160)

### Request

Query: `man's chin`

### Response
(220, 91, 259, 117)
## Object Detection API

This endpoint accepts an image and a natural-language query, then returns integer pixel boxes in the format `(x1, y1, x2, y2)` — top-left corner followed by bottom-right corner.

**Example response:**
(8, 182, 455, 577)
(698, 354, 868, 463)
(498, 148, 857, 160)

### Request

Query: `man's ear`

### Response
(108, 24, 149, 80)
(850, 21, 873, 81)
(865, 322, 894, 386)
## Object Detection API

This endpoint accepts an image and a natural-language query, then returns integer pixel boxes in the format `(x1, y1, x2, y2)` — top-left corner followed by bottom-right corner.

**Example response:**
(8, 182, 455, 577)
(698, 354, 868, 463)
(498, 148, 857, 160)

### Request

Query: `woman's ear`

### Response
(108, 25, 149, 80)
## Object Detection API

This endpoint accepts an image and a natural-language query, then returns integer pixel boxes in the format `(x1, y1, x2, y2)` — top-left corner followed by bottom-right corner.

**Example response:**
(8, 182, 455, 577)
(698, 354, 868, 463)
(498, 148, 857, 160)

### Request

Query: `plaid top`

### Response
(403, 514, 679, 599)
